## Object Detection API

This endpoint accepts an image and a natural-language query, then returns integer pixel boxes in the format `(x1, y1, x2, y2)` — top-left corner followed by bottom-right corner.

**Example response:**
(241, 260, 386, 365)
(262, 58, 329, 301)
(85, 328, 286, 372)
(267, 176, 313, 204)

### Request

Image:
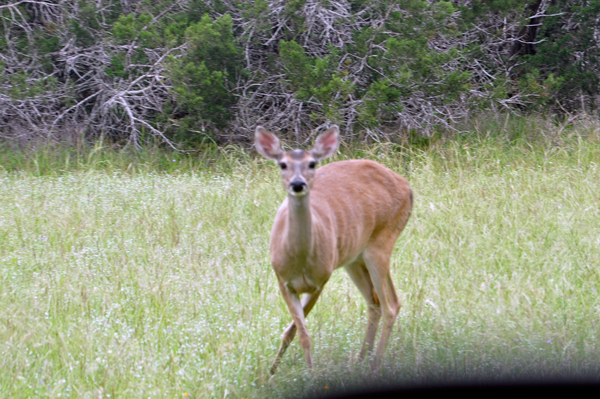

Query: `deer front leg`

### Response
(270, 288, 324, 374)
(271, 278, 315, 373)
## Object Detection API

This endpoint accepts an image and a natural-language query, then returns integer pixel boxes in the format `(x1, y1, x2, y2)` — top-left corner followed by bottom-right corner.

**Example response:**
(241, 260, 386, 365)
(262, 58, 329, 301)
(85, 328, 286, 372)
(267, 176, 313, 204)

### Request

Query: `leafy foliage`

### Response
(0, 0, 598, 146)
(168, 14, 243, 138)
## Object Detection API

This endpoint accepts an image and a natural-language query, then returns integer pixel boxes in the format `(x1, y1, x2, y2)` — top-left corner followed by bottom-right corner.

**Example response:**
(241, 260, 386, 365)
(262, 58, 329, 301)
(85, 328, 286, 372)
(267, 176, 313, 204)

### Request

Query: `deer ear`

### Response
(311, 125, 339, 160)
(255, 126, 283, 160)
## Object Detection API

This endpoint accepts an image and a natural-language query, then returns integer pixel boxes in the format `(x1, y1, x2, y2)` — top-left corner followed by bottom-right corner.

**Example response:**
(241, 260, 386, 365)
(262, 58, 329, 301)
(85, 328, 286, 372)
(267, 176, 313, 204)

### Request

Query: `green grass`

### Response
(1, 118, 600, 397)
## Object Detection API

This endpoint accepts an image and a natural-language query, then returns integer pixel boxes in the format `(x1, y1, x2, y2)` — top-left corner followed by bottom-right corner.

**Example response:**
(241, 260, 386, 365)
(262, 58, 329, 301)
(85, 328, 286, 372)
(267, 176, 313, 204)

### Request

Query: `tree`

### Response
(167, 14, 244, 142)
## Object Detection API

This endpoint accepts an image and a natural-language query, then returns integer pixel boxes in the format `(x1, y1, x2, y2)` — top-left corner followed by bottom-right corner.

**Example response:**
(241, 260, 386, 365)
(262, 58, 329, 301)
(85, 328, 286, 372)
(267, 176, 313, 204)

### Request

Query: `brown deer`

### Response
(255, 125, 412, 374)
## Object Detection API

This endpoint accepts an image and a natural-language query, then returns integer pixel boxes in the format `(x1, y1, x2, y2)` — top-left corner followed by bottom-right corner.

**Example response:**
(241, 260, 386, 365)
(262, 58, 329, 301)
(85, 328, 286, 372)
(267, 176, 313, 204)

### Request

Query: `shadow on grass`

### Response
(271, 360, 600, 399)
(316, 379, 600, 399)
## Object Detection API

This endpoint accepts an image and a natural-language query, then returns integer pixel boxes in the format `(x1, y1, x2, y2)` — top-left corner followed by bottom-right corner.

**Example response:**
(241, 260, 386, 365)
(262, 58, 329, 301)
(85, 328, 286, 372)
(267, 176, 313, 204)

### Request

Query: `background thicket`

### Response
(0, 0, 599, 146)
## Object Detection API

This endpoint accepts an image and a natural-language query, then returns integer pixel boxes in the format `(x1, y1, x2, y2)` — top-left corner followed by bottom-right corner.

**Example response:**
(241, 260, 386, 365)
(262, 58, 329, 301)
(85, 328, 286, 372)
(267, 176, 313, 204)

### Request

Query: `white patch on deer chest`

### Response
(285, 274, 319, 294)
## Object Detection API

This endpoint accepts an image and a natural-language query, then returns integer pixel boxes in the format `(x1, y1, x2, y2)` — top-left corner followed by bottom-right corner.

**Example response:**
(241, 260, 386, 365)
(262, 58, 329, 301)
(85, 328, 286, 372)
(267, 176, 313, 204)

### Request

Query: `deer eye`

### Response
(308, 161, 316, 169)
(278, 162, 287, 170)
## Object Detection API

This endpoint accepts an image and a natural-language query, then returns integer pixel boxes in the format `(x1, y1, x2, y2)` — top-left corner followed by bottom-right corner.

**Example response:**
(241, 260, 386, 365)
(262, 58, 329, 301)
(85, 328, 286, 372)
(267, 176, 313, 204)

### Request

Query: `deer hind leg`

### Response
(345, 257, 382, 362)
(270, 285, 324, 375)
(363, 244, 401, 371)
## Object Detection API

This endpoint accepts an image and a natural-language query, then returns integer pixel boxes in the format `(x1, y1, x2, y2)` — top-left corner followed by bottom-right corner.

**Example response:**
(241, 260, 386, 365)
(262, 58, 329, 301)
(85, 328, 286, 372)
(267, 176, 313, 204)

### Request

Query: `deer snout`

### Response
(289, 180, 307, 195)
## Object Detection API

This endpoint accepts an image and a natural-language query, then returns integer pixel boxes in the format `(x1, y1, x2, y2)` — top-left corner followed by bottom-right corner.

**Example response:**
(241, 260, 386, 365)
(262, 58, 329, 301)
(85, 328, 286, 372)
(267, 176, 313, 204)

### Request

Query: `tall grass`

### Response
(1, 117, 600, 398)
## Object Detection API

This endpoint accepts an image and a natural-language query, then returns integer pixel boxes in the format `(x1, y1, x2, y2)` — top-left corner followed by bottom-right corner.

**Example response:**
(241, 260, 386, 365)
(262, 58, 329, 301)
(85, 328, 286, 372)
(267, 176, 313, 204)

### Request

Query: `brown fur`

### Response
(255, 126, 412, 374)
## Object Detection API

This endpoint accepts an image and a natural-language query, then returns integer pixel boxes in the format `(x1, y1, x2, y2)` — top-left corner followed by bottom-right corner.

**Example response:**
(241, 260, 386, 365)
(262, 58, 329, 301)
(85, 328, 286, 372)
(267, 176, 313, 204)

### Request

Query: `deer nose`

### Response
(290, 181, 306, 193)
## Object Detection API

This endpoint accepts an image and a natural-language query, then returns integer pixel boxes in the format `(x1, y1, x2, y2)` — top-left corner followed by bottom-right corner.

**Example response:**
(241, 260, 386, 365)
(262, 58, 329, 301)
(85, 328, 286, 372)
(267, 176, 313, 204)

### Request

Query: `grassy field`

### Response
(1, 118, 600, 398)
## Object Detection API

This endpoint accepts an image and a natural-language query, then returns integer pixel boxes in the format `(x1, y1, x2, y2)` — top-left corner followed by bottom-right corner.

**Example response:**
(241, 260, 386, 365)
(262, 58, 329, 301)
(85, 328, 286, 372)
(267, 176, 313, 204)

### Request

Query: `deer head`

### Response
(255, 126, 340, 197)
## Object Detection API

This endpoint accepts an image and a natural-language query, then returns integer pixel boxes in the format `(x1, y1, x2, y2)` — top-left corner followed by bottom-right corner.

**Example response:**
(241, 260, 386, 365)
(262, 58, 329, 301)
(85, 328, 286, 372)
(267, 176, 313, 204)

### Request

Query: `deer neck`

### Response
(286, 194, 314, 258)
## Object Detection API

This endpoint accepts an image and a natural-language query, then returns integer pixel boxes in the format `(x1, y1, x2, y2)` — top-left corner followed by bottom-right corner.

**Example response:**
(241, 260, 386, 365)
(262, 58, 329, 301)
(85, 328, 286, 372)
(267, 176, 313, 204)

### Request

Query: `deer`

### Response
(255, 125, 413, 374)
